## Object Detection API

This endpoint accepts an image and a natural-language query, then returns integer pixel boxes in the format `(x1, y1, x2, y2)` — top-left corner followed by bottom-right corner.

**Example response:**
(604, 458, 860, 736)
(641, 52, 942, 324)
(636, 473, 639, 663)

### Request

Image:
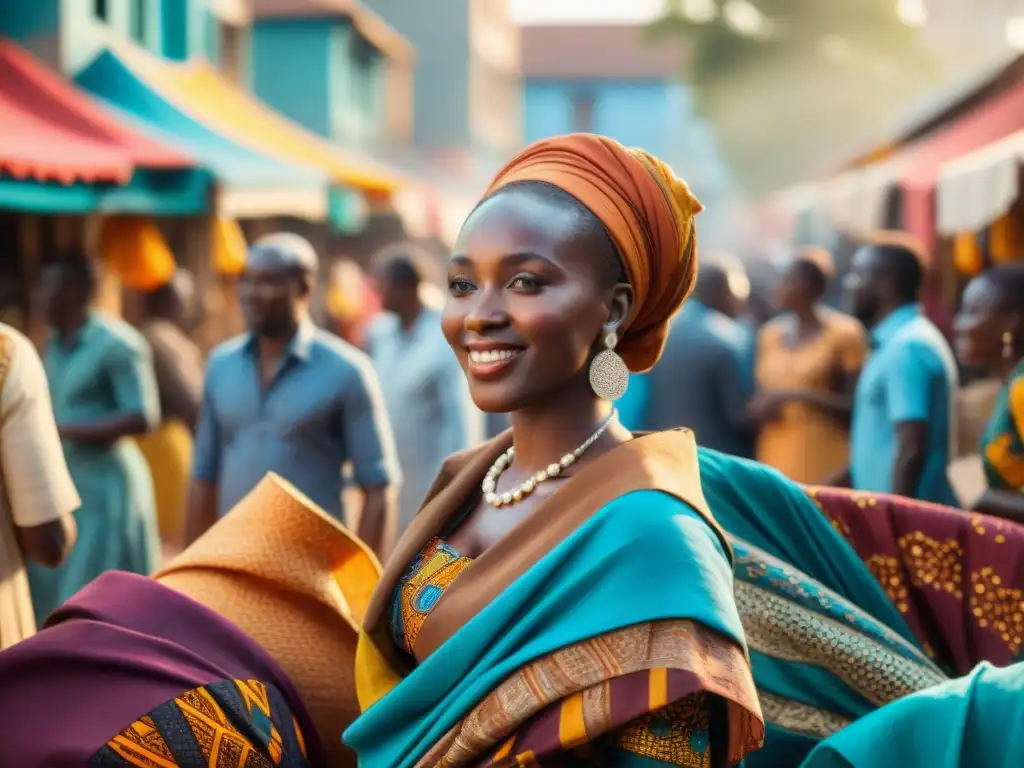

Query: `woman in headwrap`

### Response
(953, 263, 1024, 522)
(345, 134, 765, 766)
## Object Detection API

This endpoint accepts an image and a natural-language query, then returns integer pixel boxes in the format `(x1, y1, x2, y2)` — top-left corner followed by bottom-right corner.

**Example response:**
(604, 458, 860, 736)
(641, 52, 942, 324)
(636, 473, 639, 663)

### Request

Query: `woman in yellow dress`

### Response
(753, 247, 868, 484)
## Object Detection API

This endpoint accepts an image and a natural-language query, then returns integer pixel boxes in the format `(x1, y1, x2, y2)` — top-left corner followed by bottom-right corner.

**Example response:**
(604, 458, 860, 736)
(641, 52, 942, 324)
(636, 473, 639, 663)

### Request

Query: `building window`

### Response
(93, 0, 109, 22)
(131, 0, 146, 43)
(572, 93, 595, 133)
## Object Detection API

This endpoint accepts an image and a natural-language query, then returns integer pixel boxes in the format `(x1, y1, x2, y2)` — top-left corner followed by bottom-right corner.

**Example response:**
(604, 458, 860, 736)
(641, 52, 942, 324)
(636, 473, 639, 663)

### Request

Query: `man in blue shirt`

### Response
(186, 234, 400, 555)
(845, 235, 959, 506)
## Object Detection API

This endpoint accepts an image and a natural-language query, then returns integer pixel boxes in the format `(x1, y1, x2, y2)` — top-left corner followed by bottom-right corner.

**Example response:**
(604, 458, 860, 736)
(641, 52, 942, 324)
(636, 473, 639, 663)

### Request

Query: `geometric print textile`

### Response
(88, 679, 309, 767)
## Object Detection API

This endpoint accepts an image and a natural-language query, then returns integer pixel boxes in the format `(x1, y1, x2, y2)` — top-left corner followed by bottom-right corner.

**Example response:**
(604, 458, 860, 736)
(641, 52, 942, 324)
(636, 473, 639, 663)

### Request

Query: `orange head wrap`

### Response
(484, 133, 703, 373)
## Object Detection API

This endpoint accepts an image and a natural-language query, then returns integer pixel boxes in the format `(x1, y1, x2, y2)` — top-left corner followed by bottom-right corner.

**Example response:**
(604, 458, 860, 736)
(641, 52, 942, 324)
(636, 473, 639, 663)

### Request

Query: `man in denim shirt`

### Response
(186, 234, 399, 555)
(845, 235, 958, 506)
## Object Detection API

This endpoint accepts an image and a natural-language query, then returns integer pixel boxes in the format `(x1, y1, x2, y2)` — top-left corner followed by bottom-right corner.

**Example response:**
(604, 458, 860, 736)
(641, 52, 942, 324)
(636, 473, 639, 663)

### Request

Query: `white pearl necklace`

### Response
(482, 411, 617, 508)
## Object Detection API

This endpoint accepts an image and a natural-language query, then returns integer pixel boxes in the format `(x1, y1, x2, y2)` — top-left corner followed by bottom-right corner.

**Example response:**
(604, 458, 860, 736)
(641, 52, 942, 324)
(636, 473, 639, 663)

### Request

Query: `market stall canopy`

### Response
(102, 44, 406, 195)
(0, 39, 208, 214)
(829, 53, 1024, 175)
(821, 164, 904, 238)
(76, 48, 330, 220)
(824, 75, 1024, 246)
(937, 129, 1024, 236)
(891, 77, 1024, 249)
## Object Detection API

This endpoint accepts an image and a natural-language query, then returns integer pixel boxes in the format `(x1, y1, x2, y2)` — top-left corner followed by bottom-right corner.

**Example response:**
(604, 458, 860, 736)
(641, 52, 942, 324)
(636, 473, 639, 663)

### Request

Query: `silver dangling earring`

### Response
(589, 331, 629, 401)
(1003, 331, 1014, 360)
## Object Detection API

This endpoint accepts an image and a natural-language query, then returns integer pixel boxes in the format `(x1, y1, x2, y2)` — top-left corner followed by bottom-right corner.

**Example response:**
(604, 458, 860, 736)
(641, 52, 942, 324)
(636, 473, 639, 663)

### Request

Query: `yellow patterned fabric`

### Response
(389, 537, 473, 655)
(92, 679, 309, 767)
(615, 693, 712, 766)
(982, 366, 1024, 492)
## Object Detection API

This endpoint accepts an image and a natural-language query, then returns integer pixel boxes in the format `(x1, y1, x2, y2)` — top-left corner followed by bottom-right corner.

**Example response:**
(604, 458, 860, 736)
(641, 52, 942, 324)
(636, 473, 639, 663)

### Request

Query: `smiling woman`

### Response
(343, 134, 764, 768)
(443, 180, 628, 413)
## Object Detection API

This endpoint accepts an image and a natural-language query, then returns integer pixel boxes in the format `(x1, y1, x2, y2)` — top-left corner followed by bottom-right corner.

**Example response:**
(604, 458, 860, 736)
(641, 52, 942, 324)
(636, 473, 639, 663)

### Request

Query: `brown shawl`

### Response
(362, 428, 731, 663)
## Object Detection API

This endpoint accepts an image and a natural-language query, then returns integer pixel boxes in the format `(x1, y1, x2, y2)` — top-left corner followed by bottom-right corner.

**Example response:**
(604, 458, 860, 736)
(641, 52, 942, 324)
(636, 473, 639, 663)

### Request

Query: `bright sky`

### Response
(509, 0, 667, 25)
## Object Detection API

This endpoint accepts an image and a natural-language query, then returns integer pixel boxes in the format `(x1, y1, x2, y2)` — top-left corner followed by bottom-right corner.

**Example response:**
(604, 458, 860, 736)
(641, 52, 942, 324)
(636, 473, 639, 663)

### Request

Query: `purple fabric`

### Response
(0, 571, 325, 767)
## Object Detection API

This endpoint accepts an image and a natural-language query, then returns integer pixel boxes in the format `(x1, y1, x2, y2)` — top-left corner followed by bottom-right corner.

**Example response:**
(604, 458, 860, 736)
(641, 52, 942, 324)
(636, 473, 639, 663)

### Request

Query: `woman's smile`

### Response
(465, 344, 525, 378)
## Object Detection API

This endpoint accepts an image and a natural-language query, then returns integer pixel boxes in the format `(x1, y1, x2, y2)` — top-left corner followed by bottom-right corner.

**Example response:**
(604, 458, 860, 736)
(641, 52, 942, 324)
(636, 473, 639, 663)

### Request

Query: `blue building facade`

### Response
(361, 0, 522, 170)
(520, 25, 730, 237)
(250, 15, 388, 148)
(525, 79, 693, 164)
(0, 0, 229, 75)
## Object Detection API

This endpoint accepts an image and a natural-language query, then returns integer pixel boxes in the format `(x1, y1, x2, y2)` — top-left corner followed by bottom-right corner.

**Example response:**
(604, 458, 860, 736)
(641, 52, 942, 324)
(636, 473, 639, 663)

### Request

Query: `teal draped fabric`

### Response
(343, 491, 746, 767)
(802, 662, 1024, 768)
(697, 447, 915, 646)
(28, 314, 161, 623)
(698, 448, 945, 766)
(728, 537, 943, 767)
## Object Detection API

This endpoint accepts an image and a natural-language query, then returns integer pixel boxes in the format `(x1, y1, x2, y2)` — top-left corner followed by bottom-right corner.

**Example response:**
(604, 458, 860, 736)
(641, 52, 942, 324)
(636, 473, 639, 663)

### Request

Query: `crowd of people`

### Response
(0, 132, 1022, 767)
(626, 237, 1024, 524)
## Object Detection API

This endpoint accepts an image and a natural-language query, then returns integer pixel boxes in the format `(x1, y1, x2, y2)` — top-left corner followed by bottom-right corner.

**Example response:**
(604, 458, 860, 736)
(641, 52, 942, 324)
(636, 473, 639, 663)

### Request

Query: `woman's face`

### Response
(443, 189, 629, 413)
(954, 275, 1010, 367)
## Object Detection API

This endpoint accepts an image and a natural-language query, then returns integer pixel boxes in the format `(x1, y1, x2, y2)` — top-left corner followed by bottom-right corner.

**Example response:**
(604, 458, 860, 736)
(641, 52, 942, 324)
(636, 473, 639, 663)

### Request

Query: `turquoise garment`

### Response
(697, 447, 915, 646)
(980, 359, 1024, 492)
(344, 490, 745, 767)
(28, 314, 161, 623)
(730, 536, 943, 767)
(801, 662, 1024, 768)
(698, 448, 940, 766)
(851, 304, 959, 506)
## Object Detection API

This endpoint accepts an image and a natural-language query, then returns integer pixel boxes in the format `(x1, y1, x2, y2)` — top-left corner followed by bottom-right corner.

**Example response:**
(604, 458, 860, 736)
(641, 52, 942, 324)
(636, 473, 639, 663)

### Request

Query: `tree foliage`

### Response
(648, 0, 945, 193)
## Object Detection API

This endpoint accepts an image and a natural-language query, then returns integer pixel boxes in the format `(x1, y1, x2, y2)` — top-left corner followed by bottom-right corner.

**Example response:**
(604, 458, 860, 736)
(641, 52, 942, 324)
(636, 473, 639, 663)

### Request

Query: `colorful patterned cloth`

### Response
(0, 572, 327, 767)
(389, 536, 727, 767)
(809, 485, 1024, 674)
(391, 537, 472, 655)
(981, 360, 1024, 492)
(91, 679, 309, 767)
(347, 489, 764, 768)
(384, 509, 943, 767)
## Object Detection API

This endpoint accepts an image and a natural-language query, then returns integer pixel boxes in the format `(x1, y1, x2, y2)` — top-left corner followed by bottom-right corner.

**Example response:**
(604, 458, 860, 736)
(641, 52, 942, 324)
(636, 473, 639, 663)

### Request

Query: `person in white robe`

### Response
(367, 250, 483, 534)
(0, 322, 79, 647)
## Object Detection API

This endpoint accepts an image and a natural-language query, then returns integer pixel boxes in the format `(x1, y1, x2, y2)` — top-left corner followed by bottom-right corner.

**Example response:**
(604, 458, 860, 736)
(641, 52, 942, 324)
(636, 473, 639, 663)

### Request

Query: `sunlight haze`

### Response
(509, 0, 667, 25)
